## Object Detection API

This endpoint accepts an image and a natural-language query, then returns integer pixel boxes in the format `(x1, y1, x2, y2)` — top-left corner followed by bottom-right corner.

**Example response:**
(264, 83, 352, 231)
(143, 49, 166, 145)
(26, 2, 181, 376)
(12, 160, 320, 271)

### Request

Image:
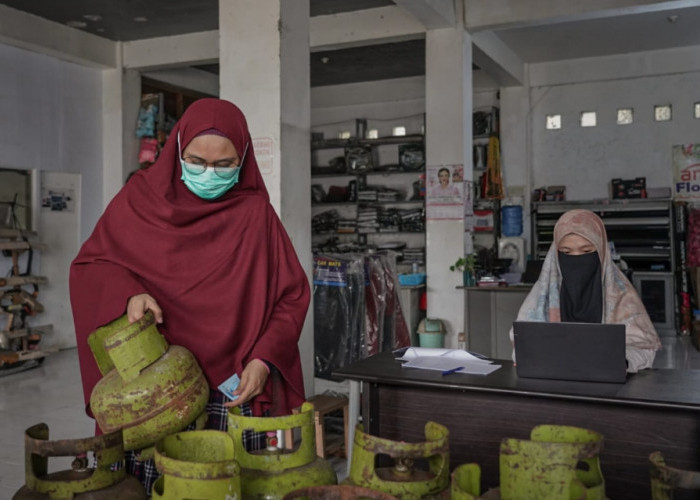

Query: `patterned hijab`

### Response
(515, 209, 661, 350)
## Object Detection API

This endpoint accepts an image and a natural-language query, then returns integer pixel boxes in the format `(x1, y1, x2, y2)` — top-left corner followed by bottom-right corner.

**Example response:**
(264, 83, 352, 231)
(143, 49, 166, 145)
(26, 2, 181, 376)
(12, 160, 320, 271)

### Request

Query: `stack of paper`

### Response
(398, 347, 501, 376)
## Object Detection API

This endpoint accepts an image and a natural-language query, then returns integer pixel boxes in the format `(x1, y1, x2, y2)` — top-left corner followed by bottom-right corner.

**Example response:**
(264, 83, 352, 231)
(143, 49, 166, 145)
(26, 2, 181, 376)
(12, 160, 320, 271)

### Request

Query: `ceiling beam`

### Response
(465, 0, 698, 31)
(141, 67, 219, 97)
(0, 3, 116, 68)
(472, 31, 525, 86)
(310, 5, 425, 51)
(122, 31, 218, 70)
(393, 0, 457, 29)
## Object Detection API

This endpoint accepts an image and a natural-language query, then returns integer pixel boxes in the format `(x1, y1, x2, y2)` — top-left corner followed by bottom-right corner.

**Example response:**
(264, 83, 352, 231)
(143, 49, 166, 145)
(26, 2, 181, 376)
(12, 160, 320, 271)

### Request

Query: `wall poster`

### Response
(426, 164, 464, 220)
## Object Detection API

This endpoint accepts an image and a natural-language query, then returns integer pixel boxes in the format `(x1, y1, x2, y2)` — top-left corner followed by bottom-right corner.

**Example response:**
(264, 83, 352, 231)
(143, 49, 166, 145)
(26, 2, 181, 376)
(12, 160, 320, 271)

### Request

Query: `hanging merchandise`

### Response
(473, 143, 487, 170)
(138, 138, 159, 164)
(313, 254, 365, 380)
(135, 94, 159, 139)
(365, 253, 411, 356)
(485, 136, 504, 199)
(313, 253, 411, 380)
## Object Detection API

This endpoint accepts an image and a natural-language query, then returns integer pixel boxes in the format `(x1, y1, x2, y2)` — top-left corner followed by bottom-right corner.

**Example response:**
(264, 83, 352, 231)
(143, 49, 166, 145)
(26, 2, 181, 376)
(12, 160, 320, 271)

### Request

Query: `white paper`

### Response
(398, 347, 492, 364)
(397, 347, 502, 375)
(401, 356, 501, 375)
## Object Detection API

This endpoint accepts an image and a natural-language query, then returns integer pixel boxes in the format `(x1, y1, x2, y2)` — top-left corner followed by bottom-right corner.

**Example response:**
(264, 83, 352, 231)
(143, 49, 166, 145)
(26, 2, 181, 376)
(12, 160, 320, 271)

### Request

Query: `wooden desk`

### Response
(335, 352, 700, 500)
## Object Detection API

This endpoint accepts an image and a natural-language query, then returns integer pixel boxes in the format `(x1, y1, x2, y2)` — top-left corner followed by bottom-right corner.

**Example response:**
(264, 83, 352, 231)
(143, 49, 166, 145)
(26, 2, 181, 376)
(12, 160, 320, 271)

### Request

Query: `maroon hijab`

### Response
(70, 98, 309, 418)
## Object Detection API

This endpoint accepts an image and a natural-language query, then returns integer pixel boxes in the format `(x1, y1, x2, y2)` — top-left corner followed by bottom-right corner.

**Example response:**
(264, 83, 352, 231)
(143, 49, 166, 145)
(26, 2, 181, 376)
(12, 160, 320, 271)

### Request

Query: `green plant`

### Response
(450, 255, 476, 273)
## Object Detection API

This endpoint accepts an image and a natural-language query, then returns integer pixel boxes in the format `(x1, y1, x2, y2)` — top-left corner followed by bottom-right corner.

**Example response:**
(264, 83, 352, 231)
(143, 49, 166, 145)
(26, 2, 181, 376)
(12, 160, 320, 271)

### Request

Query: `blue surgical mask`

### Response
(178, 133, 247, 200)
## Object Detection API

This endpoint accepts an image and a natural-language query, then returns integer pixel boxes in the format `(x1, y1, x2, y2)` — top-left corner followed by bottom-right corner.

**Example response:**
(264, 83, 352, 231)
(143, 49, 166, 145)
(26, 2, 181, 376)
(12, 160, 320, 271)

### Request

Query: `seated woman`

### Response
(512, 209, 661, 372)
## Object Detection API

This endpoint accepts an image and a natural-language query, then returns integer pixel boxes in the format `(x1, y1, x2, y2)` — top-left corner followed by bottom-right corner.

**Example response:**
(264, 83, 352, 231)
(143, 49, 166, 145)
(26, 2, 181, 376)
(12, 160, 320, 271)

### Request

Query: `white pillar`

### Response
(101, 61, 141, 208)
(219, 0, 314, 397)
(425, 23, 472, 347)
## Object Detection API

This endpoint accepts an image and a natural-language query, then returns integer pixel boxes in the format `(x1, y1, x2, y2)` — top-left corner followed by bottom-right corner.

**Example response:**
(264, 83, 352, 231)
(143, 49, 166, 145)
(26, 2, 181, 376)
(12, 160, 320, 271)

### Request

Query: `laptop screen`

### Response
(513, 321, 627, 384)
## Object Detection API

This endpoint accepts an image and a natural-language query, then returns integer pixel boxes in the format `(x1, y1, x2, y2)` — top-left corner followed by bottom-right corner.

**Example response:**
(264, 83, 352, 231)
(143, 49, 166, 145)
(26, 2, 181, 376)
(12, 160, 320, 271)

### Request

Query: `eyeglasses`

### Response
(177, 132, 249, 179)
(182, 156, 240, 179)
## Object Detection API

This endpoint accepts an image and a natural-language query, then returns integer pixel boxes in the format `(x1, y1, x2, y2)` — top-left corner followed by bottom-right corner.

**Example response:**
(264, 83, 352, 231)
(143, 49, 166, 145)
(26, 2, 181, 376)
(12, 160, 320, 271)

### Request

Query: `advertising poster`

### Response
(426, 164, 464, 220)
(673, 144, 700, 200)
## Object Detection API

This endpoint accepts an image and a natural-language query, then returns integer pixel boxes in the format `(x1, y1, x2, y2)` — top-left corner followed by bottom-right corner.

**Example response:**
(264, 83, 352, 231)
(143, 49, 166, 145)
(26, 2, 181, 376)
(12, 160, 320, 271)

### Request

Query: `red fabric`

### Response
(70, 98, 309, 419)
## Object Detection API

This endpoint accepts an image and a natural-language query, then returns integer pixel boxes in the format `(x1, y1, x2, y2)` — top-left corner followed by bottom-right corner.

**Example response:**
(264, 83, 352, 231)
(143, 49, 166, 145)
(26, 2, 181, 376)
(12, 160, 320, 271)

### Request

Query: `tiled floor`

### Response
(0, 348, 94, 498)
(1, 336, 699, 496)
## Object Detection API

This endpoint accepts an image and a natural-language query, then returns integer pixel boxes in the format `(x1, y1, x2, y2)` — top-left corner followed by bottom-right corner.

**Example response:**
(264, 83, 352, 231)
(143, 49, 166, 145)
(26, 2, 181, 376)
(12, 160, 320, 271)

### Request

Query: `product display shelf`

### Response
(311, 129, 426, 257)
(0, 228, 53, 374)
(532, 199, 675, 271)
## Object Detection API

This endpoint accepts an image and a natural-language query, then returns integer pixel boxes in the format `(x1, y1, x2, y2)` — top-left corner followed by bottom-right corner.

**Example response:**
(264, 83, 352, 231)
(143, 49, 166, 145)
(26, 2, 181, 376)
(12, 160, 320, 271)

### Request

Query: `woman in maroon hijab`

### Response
(70, 98, 309, 489)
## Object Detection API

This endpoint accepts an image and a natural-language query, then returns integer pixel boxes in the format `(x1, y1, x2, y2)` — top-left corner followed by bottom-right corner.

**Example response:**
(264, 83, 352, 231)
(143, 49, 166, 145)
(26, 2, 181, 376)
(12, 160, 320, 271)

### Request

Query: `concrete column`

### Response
(219, 0, 313, 396)
(425, 23, 472, 347)
(101, 61, 141, 208)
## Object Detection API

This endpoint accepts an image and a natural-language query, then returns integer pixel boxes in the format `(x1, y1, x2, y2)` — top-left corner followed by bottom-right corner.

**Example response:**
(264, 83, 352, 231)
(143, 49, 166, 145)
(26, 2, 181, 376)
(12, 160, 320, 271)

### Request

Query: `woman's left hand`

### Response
(223, 359, 269, 407)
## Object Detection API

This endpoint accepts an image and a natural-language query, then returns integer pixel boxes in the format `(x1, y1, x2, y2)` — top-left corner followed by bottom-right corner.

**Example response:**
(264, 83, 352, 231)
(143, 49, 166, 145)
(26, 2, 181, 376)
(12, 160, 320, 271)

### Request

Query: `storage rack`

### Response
(311, 132, 426, 268)
(0, 228, 53, 373)
(531, 199, 676, 273)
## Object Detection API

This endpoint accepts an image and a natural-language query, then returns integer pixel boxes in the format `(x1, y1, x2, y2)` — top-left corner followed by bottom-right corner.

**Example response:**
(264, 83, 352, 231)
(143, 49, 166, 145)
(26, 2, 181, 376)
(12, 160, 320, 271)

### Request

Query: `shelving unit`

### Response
(531, 199, 676, 272)
(471, 107, 502, 252)
(0, 228, 53, 373)
(311, 132, 426, 270)
(532, 199, 678, 335)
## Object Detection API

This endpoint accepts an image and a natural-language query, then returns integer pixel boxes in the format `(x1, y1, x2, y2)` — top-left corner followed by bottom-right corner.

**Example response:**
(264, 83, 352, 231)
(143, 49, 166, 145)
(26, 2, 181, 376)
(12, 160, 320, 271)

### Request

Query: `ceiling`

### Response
(2, 0, 700, 87)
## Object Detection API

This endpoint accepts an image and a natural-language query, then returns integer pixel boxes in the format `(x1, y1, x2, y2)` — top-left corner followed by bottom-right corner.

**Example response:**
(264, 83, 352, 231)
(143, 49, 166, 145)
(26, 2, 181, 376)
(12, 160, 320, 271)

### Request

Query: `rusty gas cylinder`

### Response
(88, 311, 209, 451)
(12, 422, 146, 499)
(152, 430, 241, 499)
(498, 425, 605, 500)
(283, 485, 400, 500)
(451, 463, 482, 500)
(228, 402, 337, 499)
(343, 421, 450, 499)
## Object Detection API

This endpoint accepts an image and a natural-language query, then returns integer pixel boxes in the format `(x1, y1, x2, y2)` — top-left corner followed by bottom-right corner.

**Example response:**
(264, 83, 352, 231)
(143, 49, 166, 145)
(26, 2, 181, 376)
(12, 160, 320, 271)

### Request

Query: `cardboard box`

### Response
(611, 177, 647, 199)
(474, 209, 494, 232)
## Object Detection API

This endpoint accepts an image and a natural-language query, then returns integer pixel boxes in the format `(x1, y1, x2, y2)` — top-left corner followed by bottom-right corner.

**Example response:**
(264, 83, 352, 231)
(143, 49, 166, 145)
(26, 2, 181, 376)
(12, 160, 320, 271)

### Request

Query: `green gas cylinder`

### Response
(12, 423, 146, 500)
(283, 485, 400, 500)
(499, 425, 605, 500)
(228, 402, 337, 499)
(451, 463, 482, 500)
(151, 430, 240, 499)
(343, 421, 450, 499)
(88, 312, 209, 451)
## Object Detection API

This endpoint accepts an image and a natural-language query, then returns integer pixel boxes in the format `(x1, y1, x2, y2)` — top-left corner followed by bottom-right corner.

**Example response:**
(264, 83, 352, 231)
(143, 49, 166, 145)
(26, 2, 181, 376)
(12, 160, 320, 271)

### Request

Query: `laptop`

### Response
(512, 321, 627, 383)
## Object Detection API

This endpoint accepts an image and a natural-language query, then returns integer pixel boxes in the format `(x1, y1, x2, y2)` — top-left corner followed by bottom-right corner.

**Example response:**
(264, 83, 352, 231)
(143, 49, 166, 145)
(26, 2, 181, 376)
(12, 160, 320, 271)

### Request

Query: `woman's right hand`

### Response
(127, 293, 163, 324)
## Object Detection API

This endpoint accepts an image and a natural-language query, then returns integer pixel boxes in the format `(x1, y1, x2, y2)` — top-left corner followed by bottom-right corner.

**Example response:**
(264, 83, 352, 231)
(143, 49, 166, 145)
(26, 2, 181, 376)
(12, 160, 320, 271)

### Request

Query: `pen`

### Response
(442, 366, 464, 376)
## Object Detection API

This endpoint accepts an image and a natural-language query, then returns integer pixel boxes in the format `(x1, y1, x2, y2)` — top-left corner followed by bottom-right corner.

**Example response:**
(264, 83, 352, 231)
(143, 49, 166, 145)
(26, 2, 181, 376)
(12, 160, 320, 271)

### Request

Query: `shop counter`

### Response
(335, 351, 700, 499)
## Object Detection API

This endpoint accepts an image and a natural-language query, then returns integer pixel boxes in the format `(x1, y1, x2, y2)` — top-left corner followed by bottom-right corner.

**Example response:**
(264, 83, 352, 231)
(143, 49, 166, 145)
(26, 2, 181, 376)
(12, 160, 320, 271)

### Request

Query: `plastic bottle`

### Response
(501, 203, 523, 236)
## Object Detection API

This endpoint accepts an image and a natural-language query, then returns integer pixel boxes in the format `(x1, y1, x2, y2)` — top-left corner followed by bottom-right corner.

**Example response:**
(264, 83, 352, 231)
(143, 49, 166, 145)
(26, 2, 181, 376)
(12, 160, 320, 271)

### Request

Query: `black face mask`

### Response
(558, 251, 602, 323)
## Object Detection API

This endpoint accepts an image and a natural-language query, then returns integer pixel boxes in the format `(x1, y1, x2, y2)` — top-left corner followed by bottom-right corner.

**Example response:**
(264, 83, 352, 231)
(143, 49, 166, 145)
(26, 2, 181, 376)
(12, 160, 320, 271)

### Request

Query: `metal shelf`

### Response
(311, 134, 424, 150)
(531, 199, 676, 274)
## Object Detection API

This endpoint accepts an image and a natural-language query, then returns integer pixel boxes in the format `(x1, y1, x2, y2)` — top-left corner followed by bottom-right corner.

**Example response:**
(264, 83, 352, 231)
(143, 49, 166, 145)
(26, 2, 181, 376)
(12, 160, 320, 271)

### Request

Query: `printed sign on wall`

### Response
(673, 144, 700, 200)
(252, 137, 274, 174)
